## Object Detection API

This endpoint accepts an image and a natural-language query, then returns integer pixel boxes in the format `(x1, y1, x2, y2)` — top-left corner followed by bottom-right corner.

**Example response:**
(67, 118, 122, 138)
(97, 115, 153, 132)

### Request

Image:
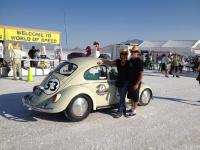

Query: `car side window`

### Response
(84, 65, 107, 80)
(109, 66, 118, 80)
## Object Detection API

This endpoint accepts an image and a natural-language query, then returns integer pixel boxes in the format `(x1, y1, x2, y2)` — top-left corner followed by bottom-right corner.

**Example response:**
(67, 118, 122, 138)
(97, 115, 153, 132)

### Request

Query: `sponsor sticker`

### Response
(96, 84, 107, 96)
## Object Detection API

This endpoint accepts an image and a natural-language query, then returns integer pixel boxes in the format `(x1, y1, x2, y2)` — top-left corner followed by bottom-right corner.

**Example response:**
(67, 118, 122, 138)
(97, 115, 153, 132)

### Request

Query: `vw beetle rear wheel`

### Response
(139, 89, 152, 106)
(64, 94, 92, 122)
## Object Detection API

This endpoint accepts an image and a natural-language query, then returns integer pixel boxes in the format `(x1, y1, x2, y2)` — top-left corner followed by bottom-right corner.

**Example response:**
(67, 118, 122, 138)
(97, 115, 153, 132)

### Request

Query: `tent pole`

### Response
(3, 27, 6, 58)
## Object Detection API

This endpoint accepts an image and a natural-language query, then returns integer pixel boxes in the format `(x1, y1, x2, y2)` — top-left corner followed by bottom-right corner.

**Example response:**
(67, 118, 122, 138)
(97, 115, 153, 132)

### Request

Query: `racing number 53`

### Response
(44, 78, 60, 94)
(44, 81, 58, 91)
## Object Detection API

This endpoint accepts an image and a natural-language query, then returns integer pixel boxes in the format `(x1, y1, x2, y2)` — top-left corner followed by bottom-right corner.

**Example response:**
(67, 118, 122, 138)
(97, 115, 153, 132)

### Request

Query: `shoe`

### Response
(12, 78, 17, 80)
(128, 109, 136, 117)
(19, 78, 22, 80)
(114, 112, 123, 118)
(165, 75, 169, 78)
(176, 75, 180, 78)
(173, 75, 175, 77)
(123, 112, 128, 117)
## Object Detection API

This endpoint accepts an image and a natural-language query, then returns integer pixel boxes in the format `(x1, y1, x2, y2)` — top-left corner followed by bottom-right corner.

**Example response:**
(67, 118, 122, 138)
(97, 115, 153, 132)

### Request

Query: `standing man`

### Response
(127, 45, 144, 116)
(162, 54, 171, 77)
(28, 46, 36, 67)
(12, 43, 23, 80)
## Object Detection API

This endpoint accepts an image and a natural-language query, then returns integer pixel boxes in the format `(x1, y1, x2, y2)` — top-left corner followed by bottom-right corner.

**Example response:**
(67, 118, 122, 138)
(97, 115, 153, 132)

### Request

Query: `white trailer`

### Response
(102, 44, 134, 60)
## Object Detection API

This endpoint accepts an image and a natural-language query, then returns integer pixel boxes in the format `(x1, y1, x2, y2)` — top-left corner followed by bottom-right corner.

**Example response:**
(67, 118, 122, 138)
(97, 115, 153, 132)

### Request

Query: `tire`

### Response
(63, 94, 92, 122)
(139, 89, 152, 106)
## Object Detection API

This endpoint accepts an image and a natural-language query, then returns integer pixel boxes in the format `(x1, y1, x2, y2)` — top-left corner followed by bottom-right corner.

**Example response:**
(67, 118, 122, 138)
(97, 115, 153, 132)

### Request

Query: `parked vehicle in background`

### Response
(98, 53, 111, 60)
(67, 52, 86, 60)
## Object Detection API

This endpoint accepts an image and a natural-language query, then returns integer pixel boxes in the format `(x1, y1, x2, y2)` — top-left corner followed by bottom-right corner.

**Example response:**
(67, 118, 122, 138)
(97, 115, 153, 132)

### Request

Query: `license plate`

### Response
(34, 87, 42, 96)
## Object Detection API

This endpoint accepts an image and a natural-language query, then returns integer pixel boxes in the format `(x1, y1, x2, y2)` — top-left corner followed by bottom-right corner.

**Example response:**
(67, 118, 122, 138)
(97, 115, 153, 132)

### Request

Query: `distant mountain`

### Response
(120, 39, 143, 45)
(101, 39, 143, 51)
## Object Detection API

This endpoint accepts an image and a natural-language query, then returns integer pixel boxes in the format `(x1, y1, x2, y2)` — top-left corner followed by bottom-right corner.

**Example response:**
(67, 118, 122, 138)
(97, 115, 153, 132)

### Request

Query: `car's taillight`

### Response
(51, 94, 61, 103)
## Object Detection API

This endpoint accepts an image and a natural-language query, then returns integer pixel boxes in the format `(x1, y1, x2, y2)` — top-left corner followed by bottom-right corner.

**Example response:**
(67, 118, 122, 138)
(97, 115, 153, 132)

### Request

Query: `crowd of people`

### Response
(160, 53, 184, 78)
(142, 52, 200, 78)
(2, 43, 49, 80)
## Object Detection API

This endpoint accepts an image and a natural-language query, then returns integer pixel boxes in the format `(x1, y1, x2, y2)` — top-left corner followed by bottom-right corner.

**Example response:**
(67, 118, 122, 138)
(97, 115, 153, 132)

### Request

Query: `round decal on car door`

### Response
(44, 78, 60, 95)
(96, 84, 107, 96)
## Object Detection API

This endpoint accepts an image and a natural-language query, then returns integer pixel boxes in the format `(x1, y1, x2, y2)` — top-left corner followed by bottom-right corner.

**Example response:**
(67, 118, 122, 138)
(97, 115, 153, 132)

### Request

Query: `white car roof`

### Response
(69, 57, 101, 69)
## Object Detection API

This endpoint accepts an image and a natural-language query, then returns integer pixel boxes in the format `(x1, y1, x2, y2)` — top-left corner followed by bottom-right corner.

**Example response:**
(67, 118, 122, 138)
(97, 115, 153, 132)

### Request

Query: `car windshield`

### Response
(55, 61, 78, 76)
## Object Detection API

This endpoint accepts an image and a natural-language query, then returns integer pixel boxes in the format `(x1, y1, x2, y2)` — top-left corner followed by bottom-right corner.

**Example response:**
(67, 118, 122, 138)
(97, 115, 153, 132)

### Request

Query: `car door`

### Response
(83, 65, 114, 107)
(107, 66, 119, 105)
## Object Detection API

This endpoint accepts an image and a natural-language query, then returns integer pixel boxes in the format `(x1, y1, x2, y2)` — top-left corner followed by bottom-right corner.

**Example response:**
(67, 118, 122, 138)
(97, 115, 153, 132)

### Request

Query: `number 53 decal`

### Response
(44, 78, 60, 94)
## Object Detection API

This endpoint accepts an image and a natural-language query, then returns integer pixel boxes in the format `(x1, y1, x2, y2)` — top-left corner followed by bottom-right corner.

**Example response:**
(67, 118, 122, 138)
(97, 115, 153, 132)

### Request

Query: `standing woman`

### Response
(98, 48, 129, 118)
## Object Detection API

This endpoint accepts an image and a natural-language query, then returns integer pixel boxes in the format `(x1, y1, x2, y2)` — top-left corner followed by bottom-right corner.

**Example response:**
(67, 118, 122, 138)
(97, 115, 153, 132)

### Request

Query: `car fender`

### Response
(58, 85, 97, 112)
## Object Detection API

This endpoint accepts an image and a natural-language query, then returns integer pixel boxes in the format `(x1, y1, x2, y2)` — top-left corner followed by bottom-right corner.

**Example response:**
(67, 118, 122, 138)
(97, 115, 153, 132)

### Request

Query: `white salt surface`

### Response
(0, 70, 199, 150)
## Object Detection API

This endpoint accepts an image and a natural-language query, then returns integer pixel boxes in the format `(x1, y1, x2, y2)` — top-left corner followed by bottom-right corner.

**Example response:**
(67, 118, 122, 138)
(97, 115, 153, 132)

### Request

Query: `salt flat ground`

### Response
(0, 70, 200, 150)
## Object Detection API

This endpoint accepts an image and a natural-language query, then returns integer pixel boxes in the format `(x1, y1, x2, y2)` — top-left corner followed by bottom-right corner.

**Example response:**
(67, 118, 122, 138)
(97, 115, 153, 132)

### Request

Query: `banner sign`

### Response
(5, 27, 60, 45)
(0, 27, 4, 41)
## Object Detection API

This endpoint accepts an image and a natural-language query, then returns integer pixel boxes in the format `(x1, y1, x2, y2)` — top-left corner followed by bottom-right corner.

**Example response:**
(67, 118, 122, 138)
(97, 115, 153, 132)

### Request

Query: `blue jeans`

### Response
(118, 81, 128, 113)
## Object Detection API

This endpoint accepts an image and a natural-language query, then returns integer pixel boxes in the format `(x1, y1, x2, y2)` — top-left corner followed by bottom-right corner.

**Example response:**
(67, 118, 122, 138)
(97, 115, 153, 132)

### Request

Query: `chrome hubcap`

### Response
(72, 97, 88, 116)
(141, 90, 151, 104)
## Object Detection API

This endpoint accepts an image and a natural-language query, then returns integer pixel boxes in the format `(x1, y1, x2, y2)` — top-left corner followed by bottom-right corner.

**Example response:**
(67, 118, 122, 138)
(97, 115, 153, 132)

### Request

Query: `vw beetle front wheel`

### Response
(139, 89, 152, 106)
(64, 94, 92, 122)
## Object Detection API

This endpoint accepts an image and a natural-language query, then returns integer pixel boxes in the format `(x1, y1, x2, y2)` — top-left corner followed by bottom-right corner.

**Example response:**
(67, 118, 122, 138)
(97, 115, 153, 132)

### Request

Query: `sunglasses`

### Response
(120, 53, 128, 55)
(130, 51, 139, 53)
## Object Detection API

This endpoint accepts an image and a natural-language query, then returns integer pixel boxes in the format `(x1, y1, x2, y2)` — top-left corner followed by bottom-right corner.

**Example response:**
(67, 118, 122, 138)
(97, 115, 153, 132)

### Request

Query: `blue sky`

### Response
(0, 0, 200, 49)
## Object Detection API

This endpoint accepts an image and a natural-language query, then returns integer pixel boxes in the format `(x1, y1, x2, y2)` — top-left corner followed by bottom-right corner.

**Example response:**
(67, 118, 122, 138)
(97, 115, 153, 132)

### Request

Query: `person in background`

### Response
(12, 43, 23, 80)
(162, 54, 171, 77)
(28, 46, 36, 67)
(127, 45, 144, 116)
(161, 54, 166, 74)
(86, 46, 92, 57)
(171, 53, 180, 77)
(196, 58, 200, 85)
(98, 48, 129, 118)
(155, 54, 159, 70)
(34, 49, 40, 68)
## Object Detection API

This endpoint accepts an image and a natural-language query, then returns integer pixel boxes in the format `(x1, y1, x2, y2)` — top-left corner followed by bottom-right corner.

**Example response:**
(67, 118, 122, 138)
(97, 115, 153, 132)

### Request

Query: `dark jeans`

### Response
(30, 60, 38, 67)
(30, 61, 34, 67)
(118, 81, 129, 113)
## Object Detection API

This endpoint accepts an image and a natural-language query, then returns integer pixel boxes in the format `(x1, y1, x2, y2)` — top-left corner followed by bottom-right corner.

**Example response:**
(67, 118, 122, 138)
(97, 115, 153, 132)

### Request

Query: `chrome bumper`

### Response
(22, 95, 54, 113)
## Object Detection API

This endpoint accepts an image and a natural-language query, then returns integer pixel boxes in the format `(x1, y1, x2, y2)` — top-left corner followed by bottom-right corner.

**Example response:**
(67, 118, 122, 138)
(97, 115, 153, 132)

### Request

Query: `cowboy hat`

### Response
(120, 48, 128, 54)
(130, 45, 140, 52)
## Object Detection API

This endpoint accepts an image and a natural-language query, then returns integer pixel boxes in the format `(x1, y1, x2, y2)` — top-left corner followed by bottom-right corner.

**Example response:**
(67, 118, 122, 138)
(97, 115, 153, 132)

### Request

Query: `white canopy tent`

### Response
(101, 40, 200, 60)
(191, 40, 200, 55)
(140, 40, 198, 56)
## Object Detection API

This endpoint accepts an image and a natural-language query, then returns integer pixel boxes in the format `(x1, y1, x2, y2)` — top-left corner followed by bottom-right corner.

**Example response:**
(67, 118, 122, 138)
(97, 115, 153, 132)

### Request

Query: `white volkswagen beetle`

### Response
(22, 57, 152, 121)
